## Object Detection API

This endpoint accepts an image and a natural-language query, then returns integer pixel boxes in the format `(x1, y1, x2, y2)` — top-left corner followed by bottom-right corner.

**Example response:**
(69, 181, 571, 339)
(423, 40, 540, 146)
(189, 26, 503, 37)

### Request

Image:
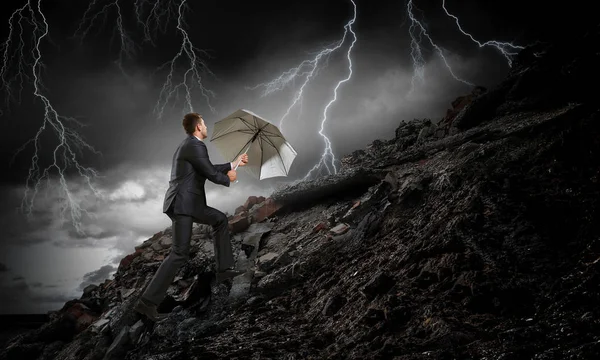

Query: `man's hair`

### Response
(182, 112, 202, 134)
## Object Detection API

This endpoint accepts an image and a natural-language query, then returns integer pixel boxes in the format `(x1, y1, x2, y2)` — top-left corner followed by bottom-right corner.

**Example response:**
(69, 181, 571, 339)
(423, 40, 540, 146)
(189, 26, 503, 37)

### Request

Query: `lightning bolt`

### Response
(406, 0, 473, 95)
(73, 0, 137, 74)
(247, 0, 357, 180)
(2, 0, 102, 235)
(0, 3, 34, 113)
(440, 0, 525, 66)
(74, 0, 215, 119)
(133, 0, 178, 46)
(152, 0, 217, 120)
(304, 0, 357, 180)
(405, 0, 527, 95)
(245, 40, 339, 134)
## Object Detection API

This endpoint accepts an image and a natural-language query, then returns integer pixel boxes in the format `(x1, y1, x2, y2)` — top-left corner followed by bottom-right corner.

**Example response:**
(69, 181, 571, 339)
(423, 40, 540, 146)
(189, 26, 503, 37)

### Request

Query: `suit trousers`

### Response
(141, 206, 234, 306)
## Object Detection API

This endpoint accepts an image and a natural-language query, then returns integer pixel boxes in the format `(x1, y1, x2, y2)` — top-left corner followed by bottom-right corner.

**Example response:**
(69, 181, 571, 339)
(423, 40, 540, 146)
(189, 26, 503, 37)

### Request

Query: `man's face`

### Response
(197, 118, 208, 138)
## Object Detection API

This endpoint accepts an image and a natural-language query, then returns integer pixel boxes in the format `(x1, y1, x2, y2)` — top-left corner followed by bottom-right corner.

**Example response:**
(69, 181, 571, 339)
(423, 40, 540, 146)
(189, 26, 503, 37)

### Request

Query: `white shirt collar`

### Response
(193, 135, 203, 142)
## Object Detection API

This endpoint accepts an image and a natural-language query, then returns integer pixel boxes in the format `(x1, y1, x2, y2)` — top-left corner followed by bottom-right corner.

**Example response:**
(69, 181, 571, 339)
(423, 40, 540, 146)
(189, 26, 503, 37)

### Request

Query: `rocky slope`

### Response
(2, 24, 599, 360)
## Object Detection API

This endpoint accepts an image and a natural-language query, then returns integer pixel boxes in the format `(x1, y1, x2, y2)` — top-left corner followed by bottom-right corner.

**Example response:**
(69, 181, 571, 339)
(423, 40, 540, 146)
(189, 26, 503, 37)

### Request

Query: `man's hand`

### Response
(235, 154, 249, 167)
(227, 170, 237, 182)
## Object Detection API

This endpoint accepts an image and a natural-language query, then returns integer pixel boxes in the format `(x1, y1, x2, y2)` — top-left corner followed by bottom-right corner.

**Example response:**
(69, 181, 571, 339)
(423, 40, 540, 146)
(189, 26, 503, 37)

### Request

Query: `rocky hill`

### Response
(2, 24, 599, 360)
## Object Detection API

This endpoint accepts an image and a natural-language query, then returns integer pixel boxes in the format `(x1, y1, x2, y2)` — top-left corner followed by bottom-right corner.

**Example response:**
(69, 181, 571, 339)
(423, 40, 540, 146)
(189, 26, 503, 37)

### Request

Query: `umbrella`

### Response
(210, 109, 297, 180)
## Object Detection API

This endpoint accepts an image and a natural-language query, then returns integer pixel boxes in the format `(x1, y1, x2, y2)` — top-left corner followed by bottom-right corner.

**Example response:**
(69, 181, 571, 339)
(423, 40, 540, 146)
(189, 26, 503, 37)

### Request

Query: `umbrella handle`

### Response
(233, 143, 252, 172)
(234, 158, 242, 171)
(232, 159, 243, 184)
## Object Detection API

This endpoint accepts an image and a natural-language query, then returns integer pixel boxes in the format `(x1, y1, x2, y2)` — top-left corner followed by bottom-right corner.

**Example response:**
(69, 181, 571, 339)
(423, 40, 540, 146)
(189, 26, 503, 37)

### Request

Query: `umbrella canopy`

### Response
(210, 109, 297, 180)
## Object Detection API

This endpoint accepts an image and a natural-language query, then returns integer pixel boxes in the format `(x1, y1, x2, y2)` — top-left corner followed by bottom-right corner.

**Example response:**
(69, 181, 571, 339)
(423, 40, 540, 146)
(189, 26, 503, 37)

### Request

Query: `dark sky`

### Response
(0, 0, 595, 313)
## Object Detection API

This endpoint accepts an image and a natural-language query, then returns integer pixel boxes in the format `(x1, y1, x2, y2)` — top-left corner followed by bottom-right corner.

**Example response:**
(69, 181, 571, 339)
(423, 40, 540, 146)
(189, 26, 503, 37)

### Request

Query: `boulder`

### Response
(244, 195, 259, 210)
(251, 198, 283, 223)
(234, 205, 246, 215)
(229, 214, 251, 234)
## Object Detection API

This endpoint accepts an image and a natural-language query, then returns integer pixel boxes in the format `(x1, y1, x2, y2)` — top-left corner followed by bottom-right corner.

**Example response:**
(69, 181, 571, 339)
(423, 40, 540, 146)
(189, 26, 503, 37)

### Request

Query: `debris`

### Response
(229, 214, 251, 234)
(330, 223, 350, 235)
(312, 222, 328, 233)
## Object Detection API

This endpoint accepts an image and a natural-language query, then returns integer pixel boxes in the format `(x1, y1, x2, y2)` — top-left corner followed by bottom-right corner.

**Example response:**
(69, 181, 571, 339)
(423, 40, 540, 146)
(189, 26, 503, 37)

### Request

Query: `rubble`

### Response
(227, 196, 282, 234)
(329, 223, 349, 235)
(2, 27, 600, 359)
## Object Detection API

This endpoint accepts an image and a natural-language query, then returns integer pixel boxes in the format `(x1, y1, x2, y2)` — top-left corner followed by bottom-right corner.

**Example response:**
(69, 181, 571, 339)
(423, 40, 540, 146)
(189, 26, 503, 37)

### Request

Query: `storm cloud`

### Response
(78, 264, 116, 291)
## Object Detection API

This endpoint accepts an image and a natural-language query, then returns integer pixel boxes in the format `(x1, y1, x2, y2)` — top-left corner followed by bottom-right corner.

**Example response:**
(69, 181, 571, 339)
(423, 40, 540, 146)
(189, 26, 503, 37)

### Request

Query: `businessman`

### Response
(134, 112, 248, 321)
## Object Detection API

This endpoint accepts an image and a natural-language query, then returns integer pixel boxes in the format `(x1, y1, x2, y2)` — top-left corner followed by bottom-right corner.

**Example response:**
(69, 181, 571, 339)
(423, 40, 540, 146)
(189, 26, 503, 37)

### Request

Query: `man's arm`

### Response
(213, 162, 233, 174)
(187, 142, 230, 187)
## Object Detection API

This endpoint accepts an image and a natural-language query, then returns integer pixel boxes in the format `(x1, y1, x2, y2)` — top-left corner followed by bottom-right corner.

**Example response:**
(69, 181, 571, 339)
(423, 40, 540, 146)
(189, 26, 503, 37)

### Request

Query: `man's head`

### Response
(183, 112, 208, 139)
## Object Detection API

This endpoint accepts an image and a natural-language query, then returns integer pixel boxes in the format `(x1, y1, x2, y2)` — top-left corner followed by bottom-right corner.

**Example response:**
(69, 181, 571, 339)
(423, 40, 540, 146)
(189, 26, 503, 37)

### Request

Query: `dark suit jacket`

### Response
(163, 135, 231, 217)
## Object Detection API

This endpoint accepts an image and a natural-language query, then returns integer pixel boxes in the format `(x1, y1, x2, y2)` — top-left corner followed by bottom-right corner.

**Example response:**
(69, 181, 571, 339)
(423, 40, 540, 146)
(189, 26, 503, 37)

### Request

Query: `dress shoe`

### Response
(216, 268, 245, 282)
(134, 298, 168, 322)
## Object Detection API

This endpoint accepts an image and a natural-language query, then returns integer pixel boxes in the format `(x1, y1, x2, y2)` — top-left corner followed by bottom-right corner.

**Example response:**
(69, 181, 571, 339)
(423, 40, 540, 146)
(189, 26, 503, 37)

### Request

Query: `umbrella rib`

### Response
(254, 117, 275, 136)
(252, 116, 272, 133)
(259, 135, 263, 180)
(239, 117, 256, 131)
(211, 129, 255, 141)
(211, 115, 256, 142)
(231, 132, 258, 162)
(242, 114, 279, 136)
(259, 129, 283, 138)
(261, 133, 288, 176)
